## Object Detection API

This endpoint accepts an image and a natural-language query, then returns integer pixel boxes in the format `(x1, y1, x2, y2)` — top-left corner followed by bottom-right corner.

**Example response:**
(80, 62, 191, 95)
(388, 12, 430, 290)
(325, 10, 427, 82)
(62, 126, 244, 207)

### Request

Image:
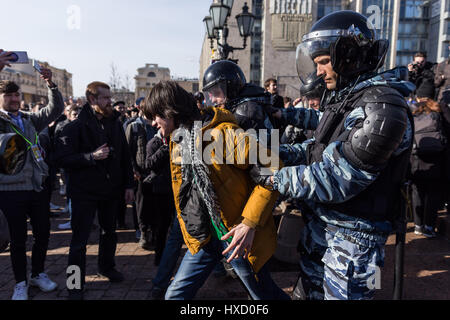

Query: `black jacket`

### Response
(439, 101, 450, 181)
(409, 111, 448, 181)
(408, 61, 436, 98)
(54, 103, 134, 200)
(144, 131, 171, 194)
(125, 116, 157, 177)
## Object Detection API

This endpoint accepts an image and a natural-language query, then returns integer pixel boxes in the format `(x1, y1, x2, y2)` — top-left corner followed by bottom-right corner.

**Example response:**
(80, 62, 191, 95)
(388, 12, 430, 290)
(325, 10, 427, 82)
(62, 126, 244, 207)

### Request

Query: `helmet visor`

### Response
(296, 36, 339, 84)
(203, 81, 228, 108)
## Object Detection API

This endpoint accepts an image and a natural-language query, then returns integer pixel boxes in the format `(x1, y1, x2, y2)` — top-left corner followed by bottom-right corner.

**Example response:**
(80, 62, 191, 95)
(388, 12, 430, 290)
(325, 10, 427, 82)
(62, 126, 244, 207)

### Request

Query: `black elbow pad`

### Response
(342, 87, 409, 171)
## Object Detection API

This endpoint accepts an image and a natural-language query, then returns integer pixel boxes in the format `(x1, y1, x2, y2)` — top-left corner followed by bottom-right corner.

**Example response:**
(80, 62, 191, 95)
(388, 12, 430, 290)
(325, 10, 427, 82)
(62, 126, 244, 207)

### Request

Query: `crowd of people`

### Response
(0, 10, 449, 301)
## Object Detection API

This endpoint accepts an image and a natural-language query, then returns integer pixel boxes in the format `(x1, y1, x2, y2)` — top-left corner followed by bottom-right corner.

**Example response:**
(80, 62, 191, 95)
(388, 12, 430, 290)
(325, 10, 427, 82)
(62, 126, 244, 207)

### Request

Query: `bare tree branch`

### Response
(109, 62, 122, 93)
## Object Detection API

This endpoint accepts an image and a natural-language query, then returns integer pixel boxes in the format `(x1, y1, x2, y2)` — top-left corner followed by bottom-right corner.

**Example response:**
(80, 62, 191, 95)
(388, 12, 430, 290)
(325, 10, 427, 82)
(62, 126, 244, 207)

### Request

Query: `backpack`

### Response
(413, 112, 447, 156)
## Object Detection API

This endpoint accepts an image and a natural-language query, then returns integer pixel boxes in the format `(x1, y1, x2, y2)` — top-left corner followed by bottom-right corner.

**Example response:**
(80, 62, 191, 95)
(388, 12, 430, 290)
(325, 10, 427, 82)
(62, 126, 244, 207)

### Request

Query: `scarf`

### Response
(180, 121, 231, 242)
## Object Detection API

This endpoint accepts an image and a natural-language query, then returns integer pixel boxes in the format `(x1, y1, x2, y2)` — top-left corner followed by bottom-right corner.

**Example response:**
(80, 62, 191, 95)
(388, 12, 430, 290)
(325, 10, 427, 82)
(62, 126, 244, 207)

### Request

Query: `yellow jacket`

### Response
(169, 107, 280, 273)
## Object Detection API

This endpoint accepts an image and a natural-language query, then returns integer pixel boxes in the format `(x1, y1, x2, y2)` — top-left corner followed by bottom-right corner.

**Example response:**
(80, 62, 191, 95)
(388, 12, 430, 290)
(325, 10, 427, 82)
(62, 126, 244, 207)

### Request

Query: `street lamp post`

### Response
(203, 1, 255, 61)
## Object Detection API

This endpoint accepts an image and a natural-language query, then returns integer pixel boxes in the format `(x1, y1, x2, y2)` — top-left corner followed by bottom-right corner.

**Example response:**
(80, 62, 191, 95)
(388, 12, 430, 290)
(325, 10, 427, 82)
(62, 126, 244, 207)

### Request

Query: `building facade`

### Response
(174, 78, 200, 93)
(429, 0, 450, 63)
(0, 59, 73, 104)
(356, 0, 450, 66)
(199, 0, 449, 99)
(112, 89, 136, 107)
(135, 63, 171, 99)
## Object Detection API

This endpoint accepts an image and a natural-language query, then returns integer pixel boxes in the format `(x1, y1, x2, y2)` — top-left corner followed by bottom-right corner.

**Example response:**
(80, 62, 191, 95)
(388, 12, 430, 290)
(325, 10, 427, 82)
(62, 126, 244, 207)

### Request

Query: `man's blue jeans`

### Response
(152, 215, 227, 290)
(165, 236, 290, 300)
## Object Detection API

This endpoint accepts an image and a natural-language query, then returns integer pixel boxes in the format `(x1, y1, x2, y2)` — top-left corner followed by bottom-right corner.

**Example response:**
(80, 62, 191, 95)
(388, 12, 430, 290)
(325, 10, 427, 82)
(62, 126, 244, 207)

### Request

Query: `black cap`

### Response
(113, 101, 126, 107)
(416, 80, 435, 99)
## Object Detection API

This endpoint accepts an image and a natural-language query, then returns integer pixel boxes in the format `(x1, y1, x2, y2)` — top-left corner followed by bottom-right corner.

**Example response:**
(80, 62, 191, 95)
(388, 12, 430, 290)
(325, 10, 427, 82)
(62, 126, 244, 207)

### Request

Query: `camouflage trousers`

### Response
(298, 215, 386, 300)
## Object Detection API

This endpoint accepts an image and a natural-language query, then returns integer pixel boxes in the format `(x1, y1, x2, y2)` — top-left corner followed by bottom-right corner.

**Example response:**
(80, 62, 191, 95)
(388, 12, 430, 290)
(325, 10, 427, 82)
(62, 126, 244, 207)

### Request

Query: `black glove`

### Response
(249, 164, 273, 189)
(156, 144, 169, 161)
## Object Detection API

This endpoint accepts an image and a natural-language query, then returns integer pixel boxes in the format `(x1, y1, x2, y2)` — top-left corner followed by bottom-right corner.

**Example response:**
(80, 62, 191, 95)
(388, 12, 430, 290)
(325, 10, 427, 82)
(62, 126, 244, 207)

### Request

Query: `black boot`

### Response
(139, 231, 153, 250)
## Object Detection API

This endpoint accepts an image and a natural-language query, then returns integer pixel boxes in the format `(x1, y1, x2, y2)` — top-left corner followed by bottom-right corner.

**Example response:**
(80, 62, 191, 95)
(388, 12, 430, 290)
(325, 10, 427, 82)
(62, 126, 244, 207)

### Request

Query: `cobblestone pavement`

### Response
(0, 192, 449, 300)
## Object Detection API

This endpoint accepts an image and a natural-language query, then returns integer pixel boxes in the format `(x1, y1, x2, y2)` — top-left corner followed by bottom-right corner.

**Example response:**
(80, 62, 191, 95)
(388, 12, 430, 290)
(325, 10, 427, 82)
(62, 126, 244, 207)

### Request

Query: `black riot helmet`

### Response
(300, 72, 326, 99)
(202, 60, 246, 107)
(296, 10, 389, 83)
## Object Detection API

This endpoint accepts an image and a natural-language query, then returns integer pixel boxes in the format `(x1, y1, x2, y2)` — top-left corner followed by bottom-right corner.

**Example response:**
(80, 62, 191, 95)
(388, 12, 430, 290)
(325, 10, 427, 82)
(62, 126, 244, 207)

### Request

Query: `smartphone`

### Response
(8, 51, 29, 64)
(32, 59, 42, 73)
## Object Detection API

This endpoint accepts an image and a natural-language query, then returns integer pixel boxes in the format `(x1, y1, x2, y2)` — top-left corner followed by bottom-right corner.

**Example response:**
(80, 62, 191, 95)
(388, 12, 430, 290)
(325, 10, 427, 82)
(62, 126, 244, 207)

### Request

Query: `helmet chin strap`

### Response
(336, 74, 351, 92)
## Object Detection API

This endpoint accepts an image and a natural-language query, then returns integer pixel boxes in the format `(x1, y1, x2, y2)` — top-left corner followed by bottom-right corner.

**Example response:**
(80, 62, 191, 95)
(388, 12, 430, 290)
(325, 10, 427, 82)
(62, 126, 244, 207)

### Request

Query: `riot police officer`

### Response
(202, 60, 278, 139)
(258, 10, 415, 300)
(281, 73, 325, 145)
(300, 72, 325, 111)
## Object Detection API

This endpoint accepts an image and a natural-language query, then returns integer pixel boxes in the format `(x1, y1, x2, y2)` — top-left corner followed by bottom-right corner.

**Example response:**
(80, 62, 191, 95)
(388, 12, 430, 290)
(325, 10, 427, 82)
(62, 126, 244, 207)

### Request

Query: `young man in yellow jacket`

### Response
(142, 80, 289, 300)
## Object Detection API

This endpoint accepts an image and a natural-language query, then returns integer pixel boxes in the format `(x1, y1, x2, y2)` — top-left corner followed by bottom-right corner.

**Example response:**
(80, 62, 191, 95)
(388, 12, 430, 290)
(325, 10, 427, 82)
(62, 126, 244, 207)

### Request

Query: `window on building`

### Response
(397, 55, 412, 67)
(147, 72, 156, 77)
(193, 83, 199, 92)
(251, 70, 260, 82)
(317, 0, 342, 20)
(416, 22, 427, 34)
(253, 0, 262, 17)
(401, 0, 426, 19)
(419, 39, 427, 52)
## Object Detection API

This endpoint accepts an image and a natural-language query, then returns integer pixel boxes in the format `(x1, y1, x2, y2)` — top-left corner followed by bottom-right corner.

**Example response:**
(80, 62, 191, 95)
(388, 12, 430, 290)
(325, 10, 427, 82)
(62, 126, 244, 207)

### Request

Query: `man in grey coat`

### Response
(0, 67, 64, 300)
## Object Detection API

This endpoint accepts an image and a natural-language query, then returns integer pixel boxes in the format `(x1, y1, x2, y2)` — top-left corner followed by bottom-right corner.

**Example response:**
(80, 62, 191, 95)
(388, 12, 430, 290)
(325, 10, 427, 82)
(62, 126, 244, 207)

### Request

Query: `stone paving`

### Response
(0, 193, 449, 300)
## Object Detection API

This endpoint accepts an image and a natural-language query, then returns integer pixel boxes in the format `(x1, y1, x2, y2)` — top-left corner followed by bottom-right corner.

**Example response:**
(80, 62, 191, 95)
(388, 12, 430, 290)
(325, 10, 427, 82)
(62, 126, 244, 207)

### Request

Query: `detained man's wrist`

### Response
(271, 172, 279, 191)
(242, 218, 257, 229)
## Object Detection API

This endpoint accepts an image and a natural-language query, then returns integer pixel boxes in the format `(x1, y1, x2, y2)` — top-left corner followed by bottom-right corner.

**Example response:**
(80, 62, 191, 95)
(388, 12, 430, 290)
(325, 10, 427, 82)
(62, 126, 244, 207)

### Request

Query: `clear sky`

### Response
(0, 0, 212, 97)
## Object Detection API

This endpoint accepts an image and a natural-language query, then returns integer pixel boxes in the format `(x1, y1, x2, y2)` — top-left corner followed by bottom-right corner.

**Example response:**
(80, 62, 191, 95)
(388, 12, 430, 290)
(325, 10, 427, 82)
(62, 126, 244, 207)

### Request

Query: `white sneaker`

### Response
(49, 203, 60, 211)
(29, 273, 58, 292)
(414, 225, 423, 235)
(58, 221, 71, 230)
(11, 281, 28, 300)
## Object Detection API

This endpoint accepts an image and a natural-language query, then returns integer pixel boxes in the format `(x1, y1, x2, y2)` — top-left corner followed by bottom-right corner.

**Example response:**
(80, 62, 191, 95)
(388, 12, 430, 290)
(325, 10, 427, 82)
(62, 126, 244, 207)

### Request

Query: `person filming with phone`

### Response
(408, 52, 436, 98)
(0, 59, 64, 300)
(54, 81, 134, 300)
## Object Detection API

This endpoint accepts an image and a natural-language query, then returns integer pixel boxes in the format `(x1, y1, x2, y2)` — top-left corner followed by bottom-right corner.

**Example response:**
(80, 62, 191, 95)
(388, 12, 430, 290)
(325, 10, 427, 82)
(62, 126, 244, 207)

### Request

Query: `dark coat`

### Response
(440, 101, 450, 181)
(434, 58, 450, 102)
(409, 111, 449, 181)
(125, 117, 156, 177)
(54, 103, 134, 200)
(408, 61, 436, 98)
(144, 131, 171, 194)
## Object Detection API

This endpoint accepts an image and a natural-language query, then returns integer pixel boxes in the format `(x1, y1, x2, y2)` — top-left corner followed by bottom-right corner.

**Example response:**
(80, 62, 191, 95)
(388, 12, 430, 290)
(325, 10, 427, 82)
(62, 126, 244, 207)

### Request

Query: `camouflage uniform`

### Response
(275, 77, 413, 300)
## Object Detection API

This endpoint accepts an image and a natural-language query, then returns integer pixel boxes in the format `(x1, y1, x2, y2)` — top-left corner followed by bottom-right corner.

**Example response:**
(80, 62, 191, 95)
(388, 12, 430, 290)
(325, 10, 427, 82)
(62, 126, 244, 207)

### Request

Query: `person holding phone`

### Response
(0, 67, 64, 300)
